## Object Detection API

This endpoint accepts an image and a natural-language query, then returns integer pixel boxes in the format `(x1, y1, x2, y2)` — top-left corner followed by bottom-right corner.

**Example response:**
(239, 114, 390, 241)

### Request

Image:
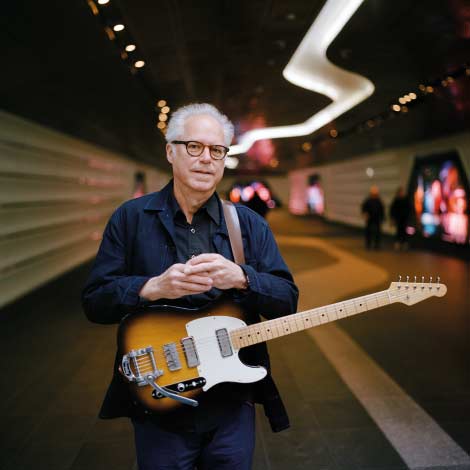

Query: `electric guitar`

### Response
(119, 277, 446, 413)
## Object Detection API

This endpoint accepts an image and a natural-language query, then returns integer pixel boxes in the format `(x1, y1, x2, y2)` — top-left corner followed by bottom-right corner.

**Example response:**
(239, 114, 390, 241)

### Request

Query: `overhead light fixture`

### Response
(329, 129, 338, 137)
(125, 44, 136, 52)
(159, 113, 168, 121)
(98, 0, 110, 4)
(399, 97, 407, 104)
(113, 24, 125, 32)
(229, 0, 372, 156)
(392, 104, 401, 112)
(409, 92, 417, 99)
(158, 100, 167, 107)
(161, 106, 170, 114)
(225, 156, 239, 169)
(134, 60, 145, 68)
(157, 122, 166, 129)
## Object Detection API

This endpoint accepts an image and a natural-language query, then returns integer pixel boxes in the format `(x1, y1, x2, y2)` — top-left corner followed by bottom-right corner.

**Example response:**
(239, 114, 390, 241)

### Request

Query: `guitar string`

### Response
(131, 286, 438, 367)
(132, 290, 391, 365)
(130, 286, 439, 374)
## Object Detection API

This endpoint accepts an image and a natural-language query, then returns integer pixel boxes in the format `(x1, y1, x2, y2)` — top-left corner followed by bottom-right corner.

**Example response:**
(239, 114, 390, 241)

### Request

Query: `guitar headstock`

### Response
(387, 276, 447, 306)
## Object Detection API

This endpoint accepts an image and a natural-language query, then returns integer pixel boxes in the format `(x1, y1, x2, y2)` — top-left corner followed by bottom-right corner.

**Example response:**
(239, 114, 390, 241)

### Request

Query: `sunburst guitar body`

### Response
(118, 299, 266, 414)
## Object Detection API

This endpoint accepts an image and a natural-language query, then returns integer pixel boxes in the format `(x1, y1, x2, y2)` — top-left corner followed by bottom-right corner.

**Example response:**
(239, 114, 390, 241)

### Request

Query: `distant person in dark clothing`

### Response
(390, 186, 411, 250)
(245, 192, 269, 218)
(361, 185, 385, 250)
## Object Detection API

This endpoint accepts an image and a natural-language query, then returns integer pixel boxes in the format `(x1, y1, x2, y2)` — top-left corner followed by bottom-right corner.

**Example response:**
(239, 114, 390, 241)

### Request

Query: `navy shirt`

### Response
(160, 191, 253, 431)
(170, 192, 221, 309)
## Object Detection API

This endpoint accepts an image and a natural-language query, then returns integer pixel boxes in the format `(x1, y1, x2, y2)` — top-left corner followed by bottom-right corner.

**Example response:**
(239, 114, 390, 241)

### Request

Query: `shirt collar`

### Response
(168, 190, 220, 226)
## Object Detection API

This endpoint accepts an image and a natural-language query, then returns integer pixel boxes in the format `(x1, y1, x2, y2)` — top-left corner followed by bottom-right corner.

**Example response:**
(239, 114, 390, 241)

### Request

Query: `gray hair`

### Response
(165, 103, 234, 147)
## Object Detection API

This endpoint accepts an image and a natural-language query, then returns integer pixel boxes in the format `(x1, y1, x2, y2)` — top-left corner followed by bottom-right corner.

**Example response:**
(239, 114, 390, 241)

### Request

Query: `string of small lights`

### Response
(301, 62, 470, 152)
(86, 0, 170, 136)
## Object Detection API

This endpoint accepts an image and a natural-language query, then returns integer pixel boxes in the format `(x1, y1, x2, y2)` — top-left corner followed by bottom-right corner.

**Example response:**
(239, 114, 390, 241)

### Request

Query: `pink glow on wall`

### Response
(289, 171, 309, 215)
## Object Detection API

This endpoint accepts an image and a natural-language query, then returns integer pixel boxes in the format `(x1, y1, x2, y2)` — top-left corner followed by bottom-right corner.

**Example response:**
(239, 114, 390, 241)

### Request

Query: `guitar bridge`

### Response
(122, 346, 163, 387)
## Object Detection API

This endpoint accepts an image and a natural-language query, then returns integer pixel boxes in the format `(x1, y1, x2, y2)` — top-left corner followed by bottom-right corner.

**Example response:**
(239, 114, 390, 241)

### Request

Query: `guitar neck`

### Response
(230, 290, 391, 349)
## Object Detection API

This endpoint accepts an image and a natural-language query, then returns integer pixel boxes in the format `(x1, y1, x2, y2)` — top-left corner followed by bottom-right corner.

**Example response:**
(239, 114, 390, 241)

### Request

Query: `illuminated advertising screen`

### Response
(408, 151, 469, 245)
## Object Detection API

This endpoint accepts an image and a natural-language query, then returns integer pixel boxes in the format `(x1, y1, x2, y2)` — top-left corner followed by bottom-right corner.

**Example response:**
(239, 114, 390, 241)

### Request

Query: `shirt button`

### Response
(190, 228, 196, 234)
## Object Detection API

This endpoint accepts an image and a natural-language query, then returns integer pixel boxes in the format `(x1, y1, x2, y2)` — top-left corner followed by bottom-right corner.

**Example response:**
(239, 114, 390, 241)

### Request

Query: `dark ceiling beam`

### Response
(165, 0, 195, 100)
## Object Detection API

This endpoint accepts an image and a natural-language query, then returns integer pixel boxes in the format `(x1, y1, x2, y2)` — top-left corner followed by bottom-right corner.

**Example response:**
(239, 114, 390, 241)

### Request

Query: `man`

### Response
(82, 103, 298, 470)
(361, 184, 385, 250)
(390, 186, 411, 250)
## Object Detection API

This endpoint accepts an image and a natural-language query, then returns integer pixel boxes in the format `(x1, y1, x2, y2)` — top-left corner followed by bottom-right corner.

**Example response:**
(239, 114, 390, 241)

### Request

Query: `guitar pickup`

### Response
(181, 337, 199, 368)
(163, 343, 182, 371)
(215, 328, 233, 357)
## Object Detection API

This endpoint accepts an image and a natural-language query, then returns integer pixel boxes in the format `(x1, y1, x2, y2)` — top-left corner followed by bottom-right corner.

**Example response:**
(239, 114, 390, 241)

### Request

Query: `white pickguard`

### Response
(185, 316, 267, 390)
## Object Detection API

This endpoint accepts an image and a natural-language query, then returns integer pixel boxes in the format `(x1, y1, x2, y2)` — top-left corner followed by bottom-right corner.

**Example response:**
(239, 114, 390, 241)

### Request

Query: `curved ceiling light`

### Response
(228, 0, 373, 157)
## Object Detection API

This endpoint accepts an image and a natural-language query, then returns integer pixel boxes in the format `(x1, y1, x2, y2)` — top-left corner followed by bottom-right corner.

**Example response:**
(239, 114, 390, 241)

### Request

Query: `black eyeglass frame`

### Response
(171, 140, 230, 160)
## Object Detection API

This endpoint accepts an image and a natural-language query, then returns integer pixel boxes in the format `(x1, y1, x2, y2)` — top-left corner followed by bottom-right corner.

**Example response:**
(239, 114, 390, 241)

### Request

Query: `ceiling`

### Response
(1, 0, 469, 173)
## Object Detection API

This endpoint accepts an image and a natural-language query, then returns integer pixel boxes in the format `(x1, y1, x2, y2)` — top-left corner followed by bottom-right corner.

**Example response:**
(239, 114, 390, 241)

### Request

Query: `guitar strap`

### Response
(221, 200, 245, 264)
(221, 200, 290, 432)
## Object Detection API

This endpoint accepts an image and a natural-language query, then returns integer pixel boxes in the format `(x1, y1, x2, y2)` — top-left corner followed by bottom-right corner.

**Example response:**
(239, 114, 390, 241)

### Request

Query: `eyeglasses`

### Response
(172, 140, 229, 160)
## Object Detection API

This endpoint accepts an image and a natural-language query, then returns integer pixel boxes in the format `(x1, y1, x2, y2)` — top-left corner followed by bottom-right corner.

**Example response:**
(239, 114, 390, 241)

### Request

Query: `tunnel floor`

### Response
(1, 209, 469, 470)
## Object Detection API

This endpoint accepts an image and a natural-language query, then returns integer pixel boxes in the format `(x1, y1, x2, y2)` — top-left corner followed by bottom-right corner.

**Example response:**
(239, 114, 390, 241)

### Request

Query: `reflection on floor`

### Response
(1, 210, 469, 470)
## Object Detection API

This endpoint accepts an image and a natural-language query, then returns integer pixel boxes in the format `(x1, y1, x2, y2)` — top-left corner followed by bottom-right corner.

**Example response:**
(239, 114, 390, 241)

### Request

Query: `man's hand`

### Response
(139, 263, 213, 301)
(185, 254, 248, 291)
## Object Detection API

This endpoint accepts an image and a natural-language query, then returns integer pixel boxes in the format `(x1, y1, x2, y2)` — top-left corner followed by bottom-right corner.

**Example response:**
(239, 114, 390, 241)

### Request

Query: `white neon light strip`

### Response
(227, 0, 373, 158)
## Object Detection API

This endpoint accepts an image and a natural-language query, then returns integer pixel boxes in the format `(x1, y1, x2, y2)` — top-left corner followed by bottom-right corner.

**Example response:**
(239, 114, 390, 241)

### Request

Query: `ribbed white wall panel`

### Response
(0, 111, 169, 308)
(289, 132, 470, 233)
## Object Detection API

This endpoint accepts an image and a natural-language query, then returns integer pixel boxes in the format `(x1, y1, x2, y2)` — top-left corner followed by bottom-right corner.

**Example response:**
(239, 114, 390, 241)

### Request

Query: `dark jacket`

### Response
(390, 196, 411, 224)
(361, 196, 385, 224)
(82, 181, 299, 432)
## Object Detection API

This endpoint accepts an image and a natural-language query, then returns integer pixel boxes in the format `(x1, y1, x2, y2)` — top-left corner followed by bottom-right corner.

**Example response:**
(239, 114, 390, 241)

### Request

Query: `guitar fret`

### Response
(230, 289, 400, 350)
